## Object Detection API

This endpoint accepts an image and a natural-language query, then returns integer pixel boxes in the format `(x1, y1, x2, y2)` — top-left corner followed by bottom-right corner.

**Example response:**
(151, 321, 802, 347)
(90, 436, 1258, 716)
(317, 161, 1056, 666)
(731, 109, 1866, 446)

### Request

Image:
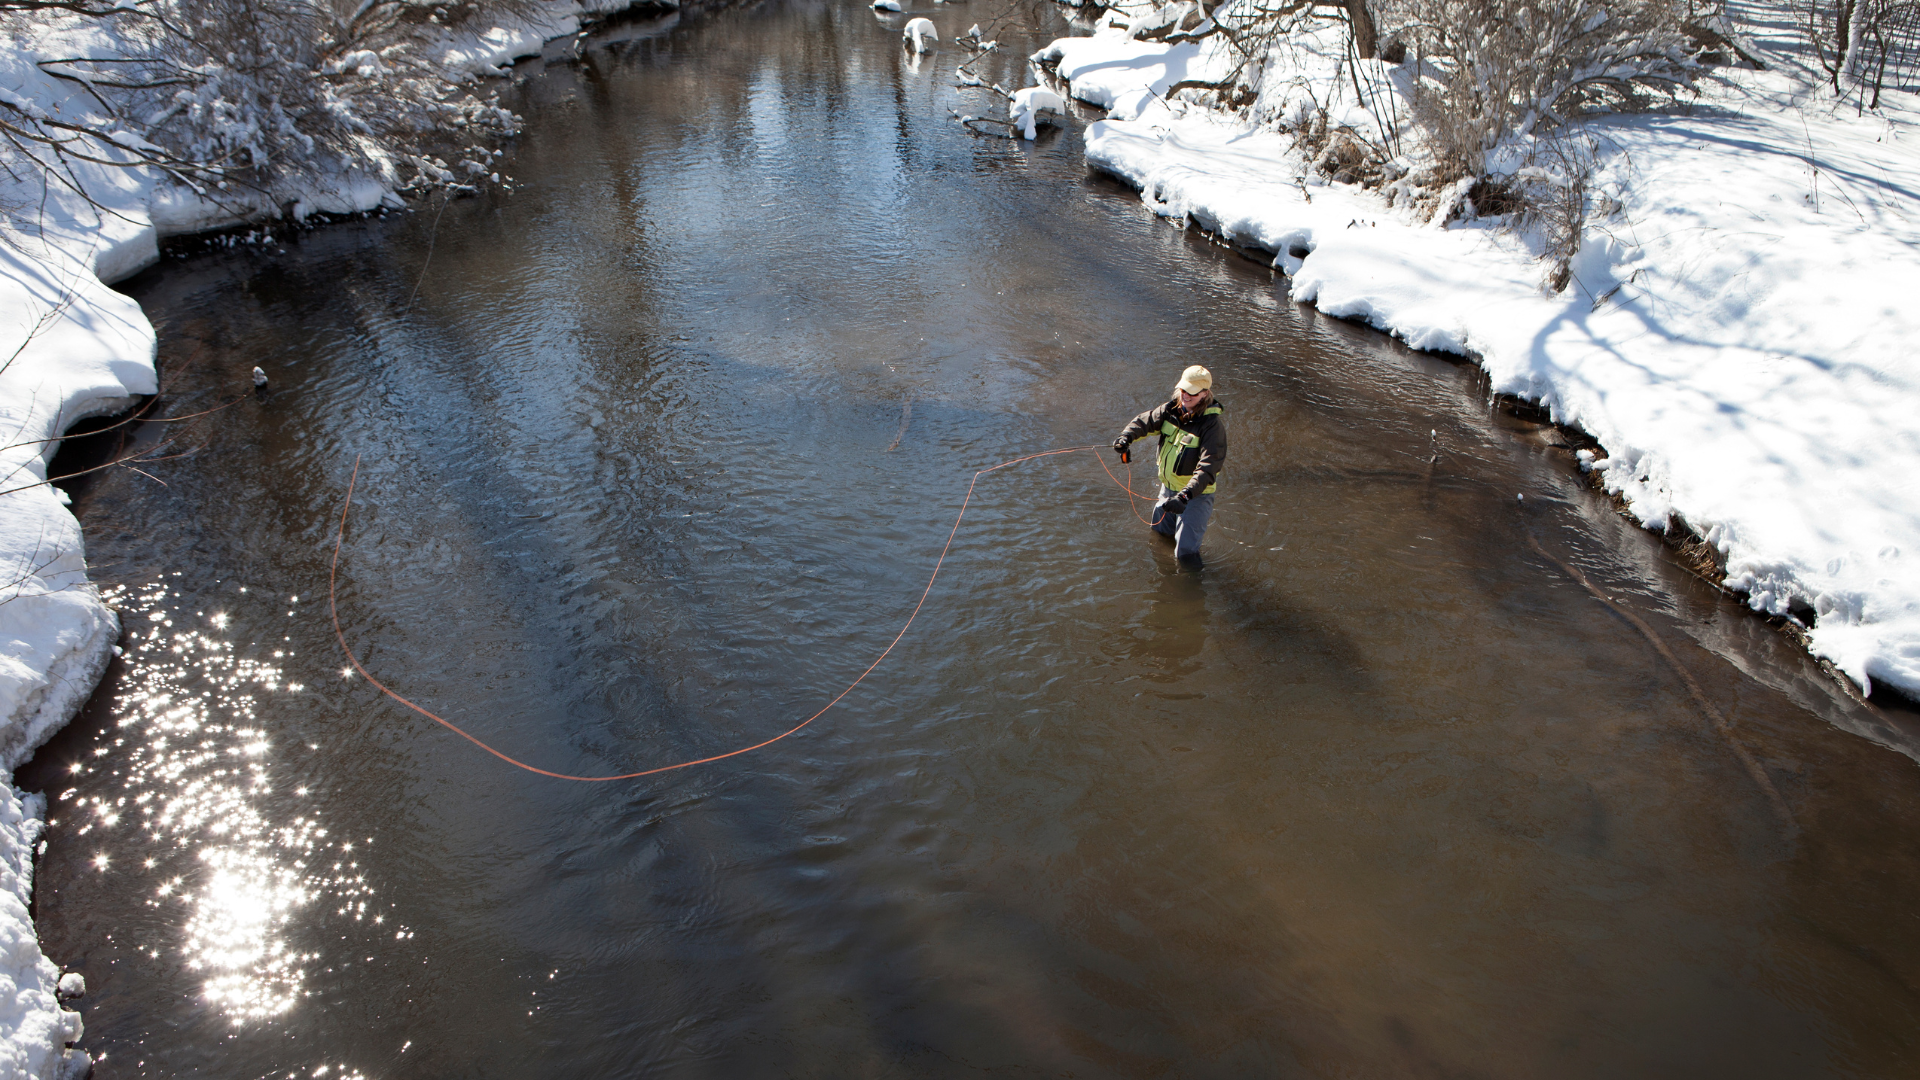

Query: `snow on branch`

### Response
(1396, 0, 1711, 180)
(0, 0, 542, 226)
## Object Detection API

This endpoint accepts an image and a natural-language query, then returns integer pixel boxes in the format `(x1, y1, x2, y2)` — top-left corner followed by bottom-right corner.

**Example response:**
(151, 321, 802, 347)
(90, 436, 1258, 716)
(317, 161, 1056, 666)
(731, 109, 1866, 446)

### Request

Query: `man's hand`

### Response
(1157, 492, 1189, 518)
(1111, 436, 1131, 458)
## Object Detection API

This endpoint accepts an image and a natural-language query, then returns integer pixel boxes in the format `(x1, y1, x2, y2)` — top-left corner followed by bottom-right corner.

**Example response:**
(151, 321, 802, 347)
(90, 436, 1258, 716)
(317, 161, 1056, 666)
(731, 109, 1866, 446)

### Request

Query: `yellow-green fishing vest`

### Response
(1158, 405, 1222, 494)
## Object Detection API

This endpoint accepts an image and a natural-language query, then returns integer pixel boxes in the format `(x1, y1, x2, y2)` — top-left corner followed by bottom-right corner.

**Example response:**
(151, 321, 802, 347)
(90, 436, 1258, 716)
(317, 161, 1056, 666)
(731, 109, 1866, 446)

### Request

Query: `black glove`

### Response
(1111, 436, 1131, 457)
(1157, 492, 1189, 517)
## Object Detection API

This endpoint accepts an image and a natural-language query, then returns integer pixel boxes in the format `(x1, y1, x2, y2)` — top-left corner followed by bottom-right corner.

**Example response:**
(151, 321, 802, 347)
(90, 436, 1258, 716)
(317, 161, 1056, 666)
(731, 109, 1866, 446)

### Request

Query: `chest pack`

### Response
(1157, 406, 1222, 493)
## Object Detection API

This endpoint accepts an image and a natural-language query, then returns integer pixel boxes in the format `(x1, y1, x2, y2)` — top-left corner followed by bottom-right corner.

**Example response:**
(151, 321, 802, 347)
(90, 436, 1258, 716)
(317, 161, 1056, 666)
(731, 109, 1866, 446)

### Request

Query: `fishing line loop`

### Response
(330, 442, 1166, 781)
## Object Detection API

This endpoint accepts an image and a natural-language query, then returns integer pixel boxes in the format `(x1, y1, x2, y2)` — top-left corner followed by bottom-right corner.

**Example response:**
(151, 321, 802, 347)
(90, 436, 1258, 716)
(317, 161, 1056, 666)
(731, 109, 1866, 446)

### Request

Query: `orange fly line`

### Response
(329, 443, 1168, 781)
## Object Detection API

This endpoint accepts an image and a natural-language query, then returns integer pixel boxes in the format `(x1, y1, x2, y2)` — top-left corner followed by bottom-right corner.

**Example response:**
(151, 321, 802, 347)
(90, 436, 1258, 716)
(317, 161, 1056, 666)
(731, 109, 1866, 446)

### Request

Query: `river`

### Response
(23, 0, 1920, 1076)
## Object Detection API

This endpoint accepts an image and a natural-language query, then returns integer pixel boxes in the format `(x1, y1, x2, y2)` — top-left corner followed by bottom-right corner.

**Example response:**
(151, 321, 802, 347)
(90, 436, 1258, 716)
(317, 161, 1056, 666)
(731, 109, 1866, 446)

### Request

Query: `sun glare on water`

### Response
(68, 582, 379, 1026)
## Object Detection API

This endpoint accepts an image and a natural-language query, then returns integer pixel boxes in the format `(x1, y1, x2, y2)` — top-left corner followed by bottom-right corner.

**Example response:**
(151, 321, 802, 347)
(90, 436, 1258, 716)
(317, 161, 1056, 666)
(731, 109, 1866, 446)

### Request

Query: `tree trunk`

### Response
(1346, 0, 1378, 59)
(1833, 0, 1855, 88)
(1839, 0, 1872, 86)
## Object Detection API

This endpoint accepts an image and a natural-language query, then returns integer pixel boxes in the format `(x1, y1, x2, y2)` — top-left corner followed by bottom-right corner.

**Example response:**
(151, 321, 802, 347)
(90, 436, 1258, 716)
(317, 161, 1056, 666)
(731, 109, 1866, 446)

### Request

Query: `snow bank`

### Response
(0, 0, 654, 1070)
(1040, 16, 1920, 700)
(439, 3, 589, 75)
(0, 790, 82, 1080)
(1033, 34, 1204, 108)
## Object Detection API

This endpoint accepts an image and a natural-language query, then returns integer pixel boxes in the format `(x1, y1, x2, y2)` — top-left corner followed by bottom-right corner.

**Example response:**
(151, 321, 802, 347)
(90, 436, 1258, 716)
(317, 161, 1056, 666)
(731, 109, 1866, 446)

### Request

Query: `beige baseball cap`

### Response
(1175, 365, 1213, 394)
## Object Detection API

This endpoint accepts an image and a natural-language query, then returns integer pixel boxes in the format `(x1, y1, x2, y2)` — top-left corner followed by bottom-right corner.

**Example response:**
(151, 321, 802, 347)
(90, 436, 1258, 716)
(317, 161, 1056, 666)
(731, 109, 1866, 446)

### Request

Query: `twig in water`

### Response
(404, 190, 452, 312)
(0, 382, 241, 497)
(0, 434, 181, 498)
(1, 391, 245, 455)
(959, 115, 1017, 138)
(886, 399, 912, 451)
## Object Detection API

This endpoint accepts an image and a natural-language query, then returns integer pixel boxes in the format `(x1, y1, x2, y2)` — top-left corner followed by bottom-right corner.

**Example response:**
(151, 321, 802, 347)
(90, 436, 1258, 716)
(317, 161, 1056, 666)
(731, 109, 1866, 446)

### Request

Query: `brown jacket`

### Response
(1119, 396, 1227, 496)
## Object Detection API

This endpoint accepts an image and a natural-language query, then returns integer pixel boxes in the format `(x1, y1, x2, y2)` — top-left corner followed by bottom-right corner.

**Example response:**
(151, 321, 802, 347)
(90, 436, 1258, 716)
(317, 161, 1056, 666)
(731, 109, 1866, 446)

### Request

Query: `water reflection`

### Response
(1115, 567, 1210, 680)
(69, 581, 371, 1026)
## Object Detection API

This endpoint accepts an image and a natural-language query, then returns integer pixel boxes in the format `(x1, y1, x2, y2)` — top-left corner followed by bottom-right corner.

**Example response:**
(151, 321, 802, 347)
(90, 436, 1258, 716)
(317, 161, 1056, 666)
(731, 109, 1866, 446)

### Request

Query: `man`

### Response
(1112, 365, 1227, 568)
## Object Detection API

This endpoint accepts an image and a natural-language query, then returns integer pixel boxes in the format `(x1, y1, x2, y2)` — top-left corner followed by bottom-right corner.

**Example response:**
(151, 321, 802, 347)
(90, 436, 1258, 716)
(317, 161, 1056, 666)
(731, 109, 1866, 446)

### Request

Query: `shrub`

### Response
(1394, 0, 1711, 182)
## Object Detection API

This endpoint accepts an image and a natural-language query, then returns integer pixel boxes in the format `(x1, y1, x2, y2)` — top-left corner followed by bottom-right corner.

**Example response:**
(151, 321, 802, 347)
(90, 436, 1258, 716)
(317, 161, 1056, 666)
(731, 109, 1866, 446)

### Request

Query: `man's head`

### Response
(1174, 365, 1213, 412)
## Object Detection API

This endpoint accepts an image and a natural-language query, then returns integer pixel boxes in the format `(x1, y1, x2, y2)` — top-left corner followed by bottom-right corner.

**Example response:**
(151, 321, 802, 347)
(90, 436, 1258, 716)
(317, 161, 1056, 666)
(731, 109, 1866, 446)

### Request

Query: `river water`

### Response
(24, 1, 1920, 1076)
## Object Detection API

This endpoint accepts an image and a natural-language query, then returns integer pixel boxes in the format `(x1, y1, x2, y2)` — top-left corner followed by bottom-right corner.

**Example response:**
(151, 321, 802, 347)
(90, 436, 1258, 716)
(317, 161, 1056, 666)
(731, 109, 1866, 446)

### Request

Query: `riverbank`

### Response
(1034, 1, 1920, 708)
(0, 2, 664, 1071)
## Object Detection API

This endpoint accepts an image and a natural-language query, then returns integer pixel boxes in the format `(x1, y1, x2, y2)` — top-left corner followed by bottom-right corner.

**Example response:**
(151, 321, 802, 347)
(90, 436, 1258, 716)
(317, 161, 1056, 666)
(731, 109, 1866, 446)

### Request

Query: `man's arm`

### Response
(1117, 400, 1171, 445)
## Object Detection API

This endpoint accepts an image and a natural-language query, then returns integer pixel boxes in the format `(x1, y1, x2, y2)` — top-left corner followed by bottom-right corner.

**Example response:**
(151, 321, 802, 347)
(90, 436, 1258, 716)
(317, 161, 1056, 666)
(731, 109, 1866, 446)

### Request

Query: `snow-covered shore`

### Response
(1035, 7, 1920, 706)
(0, 2, 659, 1071)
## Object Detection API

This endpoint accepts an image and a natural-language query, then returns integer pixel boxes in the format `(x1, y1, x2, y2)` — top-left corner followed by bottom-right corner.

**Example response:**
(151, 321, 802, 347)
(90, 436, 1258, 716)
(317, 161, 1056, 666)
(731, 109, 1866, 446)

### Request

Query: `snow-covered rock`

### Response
(1009, 86, 1068, 139)
(903, 17, 938, 52)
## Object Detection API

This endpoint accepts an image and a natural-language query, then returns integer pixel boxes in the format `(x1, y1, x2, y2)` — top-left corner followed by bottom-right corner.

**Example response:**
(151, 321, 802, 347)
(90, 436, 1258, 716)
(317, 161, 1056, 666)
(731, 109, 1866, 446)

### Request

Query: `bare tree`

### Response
(1806, 0, 1920, 107)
